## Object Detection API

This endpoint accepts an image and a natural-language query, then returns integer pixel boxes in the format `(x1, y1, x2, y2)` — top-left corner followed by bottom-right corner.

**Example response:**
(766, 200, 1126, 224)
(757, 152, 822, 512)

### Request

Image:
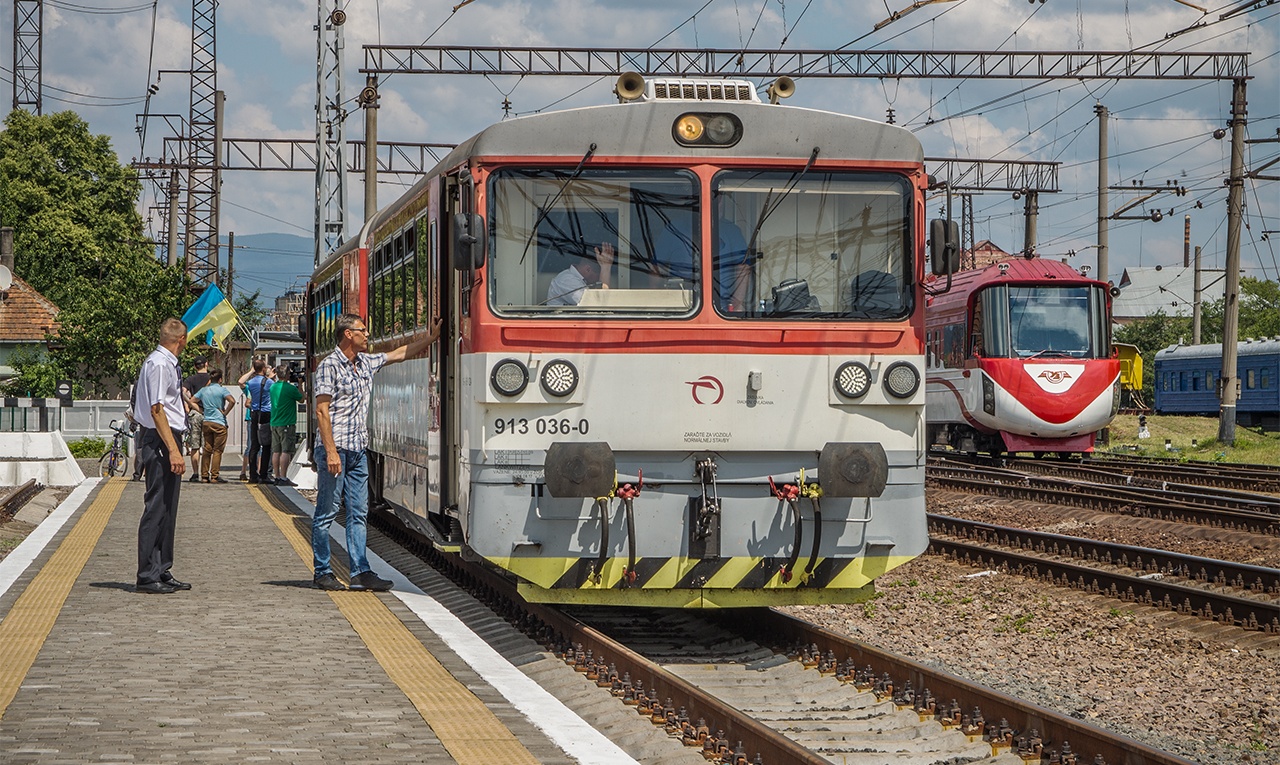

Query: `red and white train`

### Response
(925, 257, 1121, 455)
(307, 73, 961, 608)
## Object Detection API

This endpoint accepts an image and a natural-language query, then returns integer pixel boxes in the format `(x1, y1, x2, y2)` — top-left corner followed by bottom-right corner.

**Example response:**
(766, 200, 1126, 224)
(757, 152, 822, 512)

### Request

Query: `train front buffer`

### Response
(462, 352, 929, 608)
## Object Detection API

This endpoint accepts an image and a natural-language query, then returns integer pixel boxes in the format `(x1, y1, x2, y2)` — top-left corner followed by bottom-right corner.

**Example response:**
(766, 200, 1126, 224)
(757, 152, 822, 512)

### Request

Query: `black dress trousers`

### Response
(137, 426, 183, 584)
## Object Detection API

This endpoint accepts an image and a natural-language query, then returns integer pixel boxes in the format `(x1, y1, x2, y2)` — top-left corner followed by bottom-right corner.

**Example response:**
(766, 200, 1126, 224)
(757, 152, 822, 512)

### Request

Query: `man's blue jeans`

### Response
(312, 444, 371, 578)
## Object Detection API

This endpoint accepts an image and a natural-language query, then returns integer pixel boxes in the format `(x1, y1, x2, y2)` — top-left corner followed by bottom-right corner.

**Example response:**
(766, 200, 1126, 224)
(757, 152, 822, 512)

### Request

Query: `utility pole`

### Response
(362, 76, 379, 222)
(1183, 215, 1191, 268)
(1192, 245, 1203, 345)
(12, 1, 42, 113)
(167, 168, 180, 267)
(1095, 103, 1109, 285)
(226, 231, 235, 298)
(1022, 190, 1038, 257)
(1218, 78, 1247, 446)
(315, 0, 349, 266)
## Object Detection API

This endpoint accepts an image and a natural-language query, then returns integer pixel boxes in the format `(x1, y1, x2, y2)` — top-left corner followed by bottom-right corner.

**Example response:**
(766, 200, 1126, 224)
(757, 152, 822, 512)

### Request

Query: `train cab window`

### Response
(712, 171, 911, 320)
(487, 168, 700, 316)
(977, 284, 1108, 359)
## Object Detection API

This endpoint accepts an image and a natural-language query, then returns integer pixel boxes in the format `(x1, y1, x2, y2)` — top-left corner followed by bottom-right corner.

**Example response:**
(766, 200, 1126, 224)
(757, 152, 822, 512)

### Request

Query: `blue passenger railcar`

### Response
(1154, 338, 1280, 429)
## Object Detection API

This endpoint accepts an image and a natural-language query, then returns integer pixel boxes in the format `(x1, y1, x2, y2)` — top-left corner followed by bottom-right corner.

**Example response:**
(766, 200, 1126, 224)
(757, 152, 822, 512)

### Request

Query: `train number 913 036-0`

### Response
(493, 417, 591, 436)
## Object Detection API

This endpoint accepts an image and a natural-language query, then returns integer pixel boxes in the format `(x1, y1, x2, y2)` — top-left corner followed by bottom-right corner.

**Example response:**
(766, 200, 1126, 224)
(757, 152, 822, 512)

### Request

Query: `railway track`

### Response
(0, 479, 41, 520)
(926, 458, 1280, 535)
(1084, 453, 1280, 493)
(928, 513, 1280, 633)
(366, 503, 1200, 765)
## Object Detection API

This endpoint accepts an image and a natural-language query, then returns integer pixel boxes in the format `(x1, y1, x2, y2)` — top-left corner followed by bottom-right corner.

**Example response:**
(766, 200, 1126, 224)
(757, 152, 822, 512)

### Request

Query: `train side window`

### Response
(1192, 372, 1201, 391)
(1247, 368, 1257, 389)
(1262, 367, 1271, 389)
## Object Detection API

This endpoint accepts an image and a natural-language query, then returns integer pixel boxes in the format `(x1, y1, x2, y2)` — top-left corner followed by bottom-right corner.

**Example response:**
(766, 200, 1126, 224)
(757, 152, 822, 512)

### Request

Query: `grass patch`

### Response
(1102, 414, 1279, 465)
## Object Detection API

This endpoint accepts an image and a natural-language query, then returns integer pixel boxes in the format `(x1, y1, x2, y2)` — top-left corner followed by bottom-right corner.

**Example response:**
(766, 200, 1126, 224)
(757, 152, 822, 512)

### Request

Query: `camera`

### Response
(287, 361, 305, 385)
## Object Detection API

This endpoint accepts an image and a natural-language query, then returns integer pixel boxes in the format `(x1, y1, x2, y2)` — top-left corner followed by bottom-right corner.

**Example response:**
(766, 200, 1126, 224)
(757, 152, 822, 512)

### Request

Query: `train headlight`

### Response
(883, 361, 920, 399)
(675, 115, 705, 142)
(982, 374, 996, 415)
(834, 361, 872, 399)
(705, 114, 737, 143)
(491, 359, 529, 396)
(540, 359, 579, 397)
(673, 113, 743, 147)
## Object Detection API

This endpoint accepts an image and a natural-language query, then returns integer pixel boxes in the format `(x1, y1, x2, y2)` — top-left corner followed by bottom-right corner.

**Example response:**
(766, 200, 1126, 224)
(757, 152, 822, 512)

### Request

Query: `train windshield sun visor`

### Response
(712, 169, 914, 321)
(488, 167, 702, 317)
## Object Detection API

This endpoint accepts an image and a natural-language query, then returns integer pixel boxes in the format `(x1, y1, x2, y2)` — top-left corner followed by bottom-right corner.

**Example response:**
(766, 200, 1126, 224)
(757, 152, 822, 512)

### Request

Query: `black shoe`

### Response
(246, 478, 259, 484)
(275, 477, 296, 486)
(188, 474, 201, 483)
(211, 477, 228, 484)
(136, 581, 177, 594)
(161, 575, 192, 590)
(131, 474, 142, 482)
(313, 573, 345, 591)
(348, 571, 393, 592)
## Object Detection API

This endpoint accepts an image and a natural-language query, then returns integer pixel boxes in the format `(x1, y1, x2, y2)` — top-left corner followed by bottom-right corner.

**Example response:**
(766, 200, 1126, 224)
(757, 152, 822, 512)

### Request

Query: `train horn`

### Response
(766, 76, 796, 104)
(614, 72, 646, 102)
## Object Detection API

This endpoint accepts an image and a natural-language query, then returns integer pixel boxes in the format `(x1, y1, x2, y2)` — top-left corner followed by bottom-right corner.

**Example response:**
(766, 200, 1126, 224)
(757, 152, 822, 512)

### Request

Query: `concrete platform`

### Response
(0, 476, 636, 765)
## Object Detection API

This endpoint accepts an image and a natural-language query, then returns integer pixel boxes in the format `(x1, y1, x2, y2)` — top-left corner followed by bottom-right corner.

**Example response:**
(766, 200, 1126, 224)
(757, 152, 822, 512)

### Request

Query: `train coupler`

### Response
(689, 458, 721, 559)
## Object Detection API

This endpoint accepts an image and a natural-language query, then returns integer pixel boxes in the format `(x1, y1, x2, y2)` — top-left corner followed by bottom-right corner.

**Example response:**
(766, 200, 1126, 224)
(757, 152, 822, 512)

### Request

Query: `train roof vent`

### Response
(648, 78, 761, 103)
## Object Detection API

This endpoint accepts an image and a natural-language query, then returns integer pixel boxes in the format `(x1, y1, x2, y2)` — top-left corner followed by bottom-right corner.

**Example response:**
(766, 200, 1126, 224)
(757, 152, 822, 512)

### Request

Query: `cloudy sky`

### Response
(1, 0, 1277, 297)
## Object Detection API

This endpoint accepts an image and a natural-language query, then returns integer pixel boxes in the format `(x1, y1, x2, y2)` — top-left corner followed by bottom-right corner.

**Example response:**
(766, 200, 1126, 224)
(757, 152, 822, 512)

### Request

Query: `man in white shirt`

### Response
(132, 317, 191, 594)
(546, 242, 614, 305)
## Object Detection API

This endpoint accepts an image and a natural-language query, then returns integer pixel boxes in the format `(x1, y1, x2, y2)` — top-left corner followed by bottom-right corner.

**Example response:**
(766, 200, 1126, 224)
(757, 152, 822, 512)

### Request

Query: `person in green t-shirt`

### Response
(269, 364, 305, 486)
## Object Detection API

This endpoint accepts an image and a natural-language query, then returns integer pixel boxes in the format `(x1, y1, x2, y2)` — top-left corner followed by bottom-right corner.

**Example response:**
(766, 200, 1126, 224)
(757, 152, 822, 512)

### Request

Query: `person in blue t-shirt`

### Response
(238, 360, 275, 484)
(193, 369, 235, 482)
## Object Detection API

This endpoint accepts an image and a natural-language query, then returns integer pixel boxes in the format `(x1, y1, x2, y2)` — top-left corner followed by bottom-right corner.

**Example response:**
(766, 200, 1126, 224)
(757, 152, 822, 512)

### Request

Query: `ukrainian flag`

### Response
(182, 284, 243, 351)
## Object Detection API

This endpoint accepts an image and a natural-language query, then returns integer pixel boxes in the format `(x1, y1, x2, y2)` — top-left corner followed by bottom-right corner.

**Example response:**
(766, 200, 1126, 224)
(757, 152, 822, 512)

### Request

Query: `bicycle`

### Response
(99, 419, 134, 478)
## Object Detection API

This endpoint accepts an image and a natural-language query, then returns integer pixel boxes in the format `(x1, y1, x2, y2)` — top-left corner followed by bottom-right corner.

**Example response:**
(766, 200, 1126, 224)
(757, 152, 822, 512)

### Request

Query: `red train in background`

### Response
(925, 257, 1121, 456)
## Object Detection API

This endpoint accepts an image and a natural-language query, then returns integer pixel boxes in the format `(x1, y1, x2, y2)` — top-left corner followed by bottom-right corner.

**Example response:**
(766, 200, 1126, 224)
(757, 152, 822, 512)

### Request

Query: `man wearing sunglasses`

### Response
(310, 312, 442, 591)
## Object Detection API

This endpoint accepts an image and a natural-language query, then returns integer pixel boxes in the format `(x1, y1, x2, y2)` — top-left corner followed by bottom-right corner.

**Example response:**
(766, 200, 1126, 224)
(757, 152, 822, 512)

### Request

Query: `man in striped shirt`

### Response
(311, 312, 441, 591)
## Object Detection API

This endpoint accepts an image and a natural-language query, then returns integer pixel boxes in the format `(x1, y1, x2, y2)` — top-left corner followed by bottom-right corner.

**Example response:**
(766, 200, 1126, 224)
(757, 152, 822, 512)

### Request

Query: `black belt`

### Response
(140, 425, 185, 439)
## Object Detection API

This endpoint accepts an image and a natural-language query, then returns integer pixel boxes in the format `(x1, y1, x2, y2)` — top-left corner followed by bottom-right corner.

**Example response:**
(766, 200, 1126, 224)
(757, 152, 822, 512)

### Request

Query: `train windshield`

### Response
(488, 168, 700, 316)
(712, 171, 912, 320)
(979, 284, 1109, 359)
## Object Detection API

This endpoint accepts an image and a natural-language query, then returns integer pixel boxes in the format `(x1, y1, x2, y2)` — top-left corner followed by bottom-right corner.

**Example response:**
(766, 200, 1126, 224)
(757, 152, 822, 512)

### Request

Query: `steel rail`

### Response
(729, 609, 1201, 765)
(927, 464, 1280, 535)
(0, 479, 40, 518)
(928, 513, 1280, 597)
(379, 520, 829, 765)
(927, 536, 1280, 632)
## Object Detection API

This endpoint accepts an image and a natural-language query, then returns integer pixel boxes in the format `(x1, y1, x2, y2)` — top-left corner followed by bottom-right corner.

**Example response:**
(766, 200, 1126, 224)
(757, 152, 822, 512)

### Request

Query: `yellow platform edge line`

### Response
(248, 486, 541, 765)
(0, 478, 127, 720)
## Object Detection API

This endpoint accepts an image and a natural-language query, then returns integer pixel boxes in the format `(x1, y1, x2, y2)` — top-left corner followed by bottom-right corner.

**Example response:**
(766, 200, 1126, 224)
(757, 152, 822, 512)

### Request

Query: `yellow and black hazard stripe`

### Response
(492, 552, 914, 608)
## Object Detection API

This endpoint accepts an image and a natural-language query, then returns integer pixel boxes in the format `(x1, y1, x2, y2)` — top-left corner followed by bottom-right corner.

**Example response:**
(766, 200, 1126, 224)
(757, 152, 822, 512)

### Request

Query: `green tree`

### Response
(0, 110, 192, 396)
(0, 346, 64, 398)
(1240, 277, 1280, 340)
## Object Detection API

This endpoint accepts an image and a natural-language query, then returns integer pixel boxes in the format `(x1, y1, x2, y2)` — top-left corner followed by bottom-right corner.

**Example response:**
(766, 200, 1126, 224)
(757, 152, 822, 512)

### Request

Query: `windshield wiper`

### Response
(745, 146, 820, 255)
(518, 143, 597, 264)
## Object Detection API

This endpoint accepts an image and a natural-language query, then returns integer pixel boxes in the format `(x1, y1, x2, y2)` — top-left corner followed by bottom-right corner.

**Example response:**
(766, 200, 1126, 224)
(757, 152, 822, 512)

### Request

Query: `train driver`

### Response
(546, 242, 615, 305)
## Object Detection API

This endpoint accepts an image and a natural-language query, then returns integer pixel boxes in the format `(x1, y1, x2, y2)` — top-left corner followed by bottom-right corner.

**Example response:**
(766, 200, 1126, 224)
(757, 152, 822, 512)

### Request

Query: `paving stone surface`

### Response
(0, 478, 565, 765)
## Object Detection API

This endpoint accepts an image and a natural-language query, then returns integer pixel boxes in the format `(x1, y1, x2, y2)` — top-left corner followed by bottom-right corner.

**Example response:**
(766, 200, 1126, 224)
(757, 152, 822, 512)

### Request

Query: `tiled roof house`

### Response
(0, 274, 61, 381)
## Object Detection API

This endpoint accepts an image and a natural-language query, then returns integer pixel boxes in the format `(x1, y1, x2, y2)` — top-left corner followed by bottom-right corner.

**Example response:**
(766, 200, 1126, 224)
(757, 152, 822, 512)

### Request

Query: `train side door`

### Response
(440, 170, 466, 539)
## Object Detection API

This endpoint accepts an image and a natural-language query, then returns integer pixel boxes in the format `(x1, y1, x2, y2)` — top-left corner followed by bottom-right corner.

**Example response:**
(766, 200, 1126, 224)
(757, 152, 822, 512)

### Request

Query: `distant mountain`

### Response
(221, 233, 314, 302)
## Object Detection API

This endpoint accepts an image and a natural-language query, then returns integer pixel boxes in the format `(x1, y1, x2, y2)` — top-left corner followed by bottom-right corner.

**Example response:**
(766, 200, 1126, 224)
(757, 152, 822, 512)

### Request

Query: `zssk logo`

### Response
(686, 375, 724, 405)
(1036, 369, 1074, 385)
